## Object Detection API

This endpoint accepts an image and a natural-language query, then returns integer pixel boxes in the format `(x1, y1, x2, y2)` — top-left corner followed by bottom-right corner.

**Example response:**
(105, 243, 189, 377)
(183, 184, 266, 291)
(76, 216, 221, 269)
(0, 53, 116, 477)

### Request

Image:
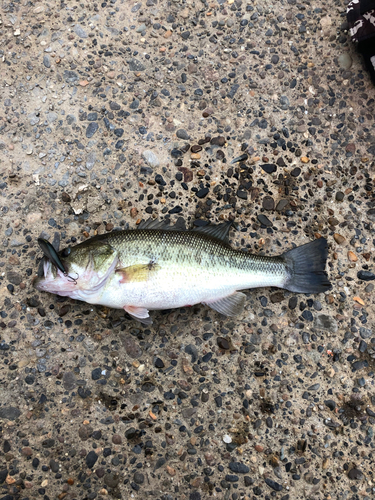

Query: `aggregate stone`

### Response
(0, 407, 21, 420)
(229, 462, 250, 473)
(74, 25, 88, 38)
(313, 314, 338, 332)
(86, 450, 98, 468)
(338, 53, 352, 70)
(86, 122, 98, 138)
(63, 371, 77, 391)
(0, 469, 8, 484)
(348, 468, 363, 480)
(7, 270, 23, 285)
(358, 270, 375, 281)
(43, 55, 51, 68)
(63, 70, 79, 84)
(142, 150, 160, 167)
(265, 478, 283, 491)
(176, 129, 190, 140)
(127, 58, 145, 71)
(122, 335, 143, 358)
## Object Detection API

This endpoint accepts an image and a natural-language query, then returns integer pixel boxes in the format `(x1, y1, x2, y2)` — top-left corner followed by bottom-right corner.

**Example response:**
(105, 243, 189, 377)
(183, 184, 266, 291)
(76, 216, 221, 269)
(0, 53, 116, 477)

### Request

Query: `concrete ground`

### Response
(1, 0, 375, 499)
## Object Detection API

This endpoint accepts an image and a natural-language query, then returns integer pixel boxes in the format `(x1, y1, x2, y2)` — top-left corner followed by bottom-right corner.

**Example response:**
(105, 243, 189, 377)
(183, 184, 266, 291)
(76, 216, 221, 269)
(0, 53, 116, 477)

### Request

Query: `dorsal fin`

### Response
(137, 218, 171, 230)
(137, 217, 187, 231)
(137, 218, 232, 242)
(192, 221, 233, 243)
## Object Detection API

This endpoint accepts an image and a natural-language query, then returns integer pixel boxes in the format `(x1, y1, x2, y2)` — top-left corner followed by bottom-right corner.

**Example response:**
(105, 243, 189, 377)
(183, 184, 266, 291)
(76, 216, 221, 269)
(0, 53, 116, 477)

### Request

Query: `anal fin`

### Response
(124, 305, 153, 325)
(203, 292, 246, 317)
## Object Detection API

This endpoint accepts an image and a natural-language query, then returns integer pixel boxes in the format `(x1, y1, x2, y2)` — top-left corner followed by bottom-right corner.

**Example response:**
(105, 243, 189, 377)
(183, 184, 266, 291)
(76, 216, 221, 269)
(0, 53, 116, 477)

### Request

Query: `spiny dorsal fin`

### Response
(137, 217, 232, 242)
(192, 221, 233, 243)
(137, 218, 171, 230)
(137, 217, 186, 231)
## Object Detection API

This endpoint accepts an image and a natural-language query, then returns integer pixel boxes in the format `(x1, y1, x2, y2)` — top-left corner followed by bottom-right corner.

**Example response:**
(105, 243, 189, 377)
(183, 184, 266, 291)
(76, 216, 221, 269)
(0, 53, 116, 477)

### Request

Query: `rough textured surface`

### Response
(1, 1, 375, 499)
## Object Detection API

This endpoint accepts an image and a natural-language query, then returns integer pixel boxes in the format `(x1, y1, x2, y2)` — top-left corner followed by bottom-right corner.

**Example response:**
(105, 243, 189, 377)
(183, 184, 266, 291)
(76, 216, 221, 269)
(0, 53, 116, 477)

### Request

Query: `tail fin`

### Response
(283, 238, 331, 293)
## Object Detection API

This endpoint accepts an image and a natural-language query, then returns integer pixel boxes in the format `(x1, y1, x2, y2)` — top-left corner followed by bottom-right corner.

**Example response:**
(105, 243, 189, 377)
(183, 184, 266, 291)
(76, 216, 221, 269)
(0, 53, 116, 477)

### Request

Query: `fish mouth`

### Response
(33, 258, 52, 290)
(37, 256, 47, 278)
(33, 275, 43, 291)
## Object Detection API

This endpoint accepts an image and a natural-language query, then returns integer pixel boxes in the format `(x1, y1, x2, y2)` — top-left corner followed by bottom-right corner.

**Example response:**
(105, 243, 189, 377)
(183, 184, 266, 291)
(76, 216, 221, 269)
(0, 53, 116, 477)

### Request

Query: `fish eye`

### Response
(62, 247, 71, 257)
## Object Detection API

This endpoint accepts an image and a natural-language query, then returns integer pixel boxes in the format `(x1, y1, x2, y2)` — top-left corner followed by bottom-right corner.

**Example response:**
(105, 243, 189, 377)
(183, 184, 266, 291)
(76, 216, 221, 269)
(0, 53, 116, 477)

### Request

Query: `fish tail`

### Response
(282, 238, 331, 293)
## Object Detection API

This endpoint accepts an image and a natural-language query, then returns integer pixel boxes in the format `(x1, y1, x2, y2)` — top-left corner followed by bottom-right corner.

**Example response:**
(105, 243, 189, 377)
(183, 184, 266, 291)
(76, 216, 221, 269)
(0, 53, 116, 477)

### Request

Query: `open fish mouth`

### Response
(33, 258, 52, 291)
(36, 256, 49, 279)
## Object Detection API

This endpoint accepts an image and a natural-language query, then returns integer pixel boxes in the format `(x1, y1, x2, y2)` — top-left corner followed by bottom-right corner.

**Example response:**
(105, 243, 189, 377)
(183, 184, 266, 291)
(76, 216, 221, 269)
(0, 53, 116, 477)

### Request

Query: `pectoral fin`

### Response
(203, 292, 246, 317)
(116, 262, 160, 283)
(124, 305, 153, 325)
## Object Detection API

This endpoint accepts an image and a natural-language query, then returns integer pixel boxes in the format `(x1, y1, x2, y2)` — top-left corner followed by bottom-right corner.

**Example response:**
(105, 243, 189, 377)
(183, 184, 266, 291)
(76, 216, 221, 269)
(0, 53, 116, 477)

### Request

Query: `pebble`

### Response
(142, 150, 160, 167)
(122, 336, 142, 358)
(333, 233, 345, 244)
(257, 214, 272, 227)
(291, 167, 301, 177)
(86, 122, 98, 138)
(104, 472, 120, 488)
(276, 199, 288, 211)
(130, 98, 140, 109)
(176, 129, 190, 140)
(134, 472, 144, 484)
(338, 53, 352, 70)
(196, 187, 209, 199)
(336, 191, 344, 201)
(265, 478, 283, 491)
(367, 208, 375, 222)
(348, 468, 363, 480)
(0, 407, 21, 420)
(262, 196, 275, 210)
(78, 425, 93, 441)
(7, 270, 22, 285)
(63, 70, 79, 84)
(74, 25, 88, 38)
(127, 58, 145, 71)
(154, 357, 165, 368)
(229, 462, 250, 474)
(63, 371, 76, 391)
(313, 314, 338, 332)
(112, 434, 122, 445)
(86, 450, 98, 469)
(217, 337, 230, 350)
(348, 251, 357, 262)
(358, 270, 375, 281)
(43, 55, 51, 68)
(260, 164, 277, 174)
(211, 136, 225, 146)
(91, 368, 101, 380)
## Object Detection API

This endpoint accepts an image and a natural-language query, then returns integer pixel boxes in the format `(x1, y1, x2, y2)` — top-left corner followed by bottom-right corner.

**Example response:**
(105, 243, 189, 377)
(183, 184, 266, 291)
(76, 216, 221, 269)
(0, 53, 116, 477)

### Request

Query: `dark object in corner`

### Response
(347, 0, 375, 84)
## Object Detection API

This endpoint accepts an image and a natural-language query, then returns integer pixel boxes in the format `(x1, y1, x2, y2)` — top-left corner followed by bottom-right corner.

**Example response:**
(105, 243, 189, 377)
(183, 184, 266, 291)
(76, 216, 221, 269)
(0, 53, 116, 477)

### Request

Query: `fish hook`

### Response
(65, 272, 79, 285)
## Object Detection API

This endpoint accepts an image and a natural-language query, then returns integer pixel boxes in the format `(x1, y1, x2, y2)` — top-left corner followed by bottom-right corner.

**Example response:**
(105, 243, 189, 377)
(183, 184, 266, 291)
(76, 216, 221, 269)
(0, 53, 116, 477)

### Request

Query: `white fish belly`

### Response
(93, 262, 287, 311)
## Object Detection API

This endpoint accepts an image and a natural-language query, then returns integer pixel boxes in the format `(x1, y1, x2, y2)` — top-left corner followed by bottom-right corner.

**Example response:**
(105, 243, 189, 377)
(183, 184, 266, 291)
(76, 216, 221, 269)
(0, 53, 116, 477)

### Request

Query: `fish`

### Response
(34, 218, 331, 325)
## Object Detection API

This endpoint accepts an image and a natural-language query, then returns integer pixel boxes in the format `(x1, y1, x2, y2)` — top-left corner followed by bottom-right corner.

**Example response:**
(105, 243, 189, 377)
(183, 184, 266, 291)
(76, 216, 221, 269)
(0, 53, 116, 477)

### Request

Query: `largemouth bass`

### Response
(34, 218, 331, 324)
